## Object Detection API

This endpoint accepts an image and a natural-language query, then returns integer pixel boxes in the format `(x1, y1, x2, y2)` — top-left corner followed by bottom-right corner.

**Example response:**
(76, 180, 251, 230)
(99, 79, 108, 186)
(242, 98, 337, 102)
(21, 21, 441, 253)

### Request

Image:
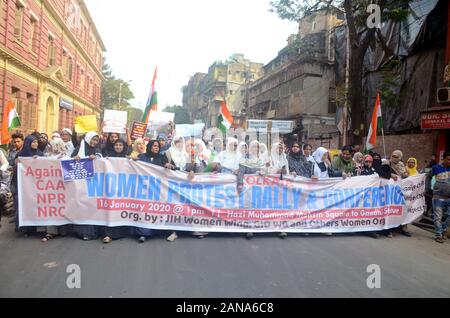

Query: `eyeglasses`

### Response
(391, 155, 399, 159)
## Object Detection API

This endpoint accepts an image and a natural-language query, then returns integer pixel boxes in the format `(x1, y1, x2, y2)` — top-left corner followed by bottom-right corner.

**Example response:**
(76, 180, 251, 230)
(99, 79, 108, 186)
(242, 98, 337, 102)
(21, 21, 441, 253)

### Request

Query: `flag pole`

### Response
(381, 126, 387, 159)
(378, 91, 387, 158)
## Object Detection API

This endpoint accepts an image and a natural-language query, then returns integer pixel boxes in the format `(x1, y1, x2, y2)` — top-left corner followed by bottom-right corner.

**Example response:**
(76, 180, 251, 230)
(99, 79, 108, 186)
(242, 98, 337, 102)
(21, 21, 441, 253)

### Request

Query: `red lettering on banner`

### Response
(37, 193, 66, 204)
(37, 206, 65, 217)
(36, 180, 66, 191)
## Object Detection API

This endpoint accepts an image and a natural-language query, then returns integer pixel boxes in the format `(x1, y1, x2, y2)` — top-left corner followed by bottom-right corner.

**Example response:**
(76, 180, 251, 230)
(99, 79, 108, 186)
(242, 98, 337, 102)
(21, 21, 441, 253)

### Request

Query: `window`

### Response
(76, 64, 80, 87)
(67, 56, 73, 81)
(29, 16, 38, 53)
(12, 87, 21, 115)
(48, 35, 56, 66)
(14, 3, 24, 41)
(79, 68, 85, 89)
(62, 50, 68, 76)
(25, 93, 37, 129)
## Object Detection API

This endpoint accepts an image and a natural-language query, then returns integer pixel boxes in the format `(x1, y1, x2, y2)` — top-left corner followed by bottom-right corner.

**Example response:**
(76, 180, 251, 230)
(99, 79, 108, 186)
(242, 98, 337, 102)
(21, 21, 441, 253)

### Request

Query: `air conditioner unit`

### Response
(437, 87, 450, 104)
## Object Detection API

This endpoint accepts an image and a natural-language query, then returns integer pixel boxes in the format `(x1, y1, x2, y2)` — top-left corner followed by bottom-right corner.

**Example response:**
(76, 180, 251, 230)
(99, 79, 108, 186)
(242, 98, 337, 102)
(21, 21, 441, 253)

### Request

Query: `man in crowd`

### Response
(7, 133, 24, 166)
(431, 152, 450, 243)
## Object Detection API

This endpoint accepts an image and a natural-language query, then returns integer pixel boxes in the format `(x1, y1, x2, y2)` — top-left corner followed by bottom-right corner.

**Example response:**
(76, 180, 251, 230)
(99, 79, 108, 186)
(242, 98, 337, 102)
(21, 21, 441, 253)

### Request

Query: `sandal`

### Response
(41, 234, 55, 242)
(102, 236, 112, 244)
(435, 236, 445, 244)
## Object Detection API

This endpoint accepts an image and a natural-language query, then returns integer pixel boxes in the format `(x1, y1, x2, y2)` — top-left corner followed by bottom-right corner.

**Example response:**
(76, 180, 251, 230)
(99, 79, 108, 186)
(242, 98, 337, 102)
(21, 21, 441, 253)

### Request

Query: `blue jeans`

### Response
(432, 198, 450, 237)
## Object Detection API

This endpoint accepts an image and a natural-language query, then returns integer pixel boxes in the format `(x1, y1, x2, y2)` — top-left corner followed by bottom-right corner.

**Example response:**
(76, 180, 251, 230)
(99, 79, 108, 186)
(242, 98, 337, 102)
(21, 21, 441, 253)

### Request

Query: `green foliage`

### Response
(100, 60, 135, 112)
(126, 107, 144, 125)
(379, 58, 402, 109)
(164, 105, 190, 125)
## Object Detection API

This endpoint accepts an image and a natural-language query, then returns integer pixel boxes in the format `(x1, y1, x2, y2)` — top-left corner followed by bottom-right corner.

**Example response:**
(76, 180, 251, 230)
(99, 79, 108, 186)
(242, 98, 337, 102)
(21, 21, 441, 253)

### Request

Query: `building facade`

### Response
(0, 0, 105, 136)
(247, 8, 344, 149)
(183, 54, 264, 127)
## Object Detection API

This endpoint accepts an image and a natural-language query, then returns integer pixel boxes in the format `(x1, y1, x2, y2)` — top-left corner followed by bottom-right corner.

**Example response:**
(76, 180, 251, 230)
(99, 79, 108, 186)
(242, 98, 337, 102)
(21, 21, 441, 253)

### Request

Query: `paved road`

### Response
(0, 219, 449, 298)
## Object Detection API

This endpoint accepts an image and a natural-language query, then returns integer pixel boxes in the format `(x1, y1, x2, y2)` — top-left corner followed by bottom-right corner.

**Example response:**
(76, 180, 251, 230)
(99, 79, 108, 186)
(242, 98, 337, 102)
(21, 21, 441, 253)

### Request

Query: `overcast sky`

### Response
(84, 0, 298, 110)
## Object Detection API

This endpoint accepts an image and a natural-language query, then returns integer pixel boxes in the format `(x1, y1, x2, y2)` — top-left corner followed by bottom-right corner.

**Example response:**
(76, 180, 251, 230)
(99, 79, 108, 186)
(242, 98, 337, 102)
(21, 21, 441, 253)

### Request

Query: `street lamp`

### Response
(118, 80, 132, 109)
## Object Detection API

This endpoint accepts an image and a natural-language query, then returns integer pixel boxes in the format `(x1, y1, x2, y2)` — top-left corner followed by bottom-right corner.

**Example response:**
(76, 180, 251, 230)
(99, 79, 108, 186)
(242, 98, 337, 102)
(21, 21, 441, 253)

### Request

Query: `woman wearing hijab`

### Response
(12, 135, 44, 234)
(238, 141, 249, 165)
(71, 131, 103, 159)
(237, 140, 267, 239)
(60, 128, 75, 155)
(219, 137, 240, 174)
(100, 139, 132, 243)
(38, 133, 49, 152)
(288, 142, 314, 178)
(406, 157, 419, 177)
(269, 142, 289, 175)
(166, 136, 188, 171)
(390, 150, 408, 179)
(353, 152, 364, 176)
(311, 147, 329, 179)
(102, 138, 128, 158)
(157, 133, 170, 154)
(259, 143, 271, 168)
(302, 144, 315, 164)
(71, 132, 102, 240)
(44, 139, 69, 158)
(136, 140, 175, 243)
(101, 132, 120, 154)
(128, 138, 147, 159)
(39, 139, 71, 241)
(389, 150, 412, 237)
(163, 136, 189, 242)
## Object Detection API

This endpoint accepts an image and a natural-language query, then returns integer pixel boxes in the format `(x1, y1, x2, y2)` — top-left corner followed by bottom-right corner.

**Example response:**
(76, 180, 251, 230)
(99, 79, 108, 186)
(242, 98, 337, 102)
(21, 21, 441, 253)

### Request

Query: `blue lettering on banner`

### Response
(86, 172, 407, 210)
(306, 192, 318, 210)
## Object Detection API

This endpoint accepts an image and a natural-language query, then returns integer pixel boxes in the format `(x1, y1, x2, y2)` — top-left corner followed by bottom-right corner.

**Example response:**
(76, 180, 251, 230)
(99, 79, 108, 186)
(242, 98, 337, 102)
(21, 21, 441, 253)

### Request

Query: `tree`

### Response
(100, 61, 134, 111)
(164, 105, 190, 125)
(126, 107, 144, 125)
(269, 0, 411, 144)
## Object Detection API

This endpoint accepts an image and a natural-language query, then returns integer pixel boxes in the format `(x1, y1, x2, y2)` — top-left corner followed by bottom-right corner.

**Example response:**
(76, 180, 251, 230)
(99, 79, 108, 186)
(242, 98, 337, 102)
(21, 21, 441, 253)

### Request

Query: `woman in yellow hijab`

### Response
(407, 157, 419, 176)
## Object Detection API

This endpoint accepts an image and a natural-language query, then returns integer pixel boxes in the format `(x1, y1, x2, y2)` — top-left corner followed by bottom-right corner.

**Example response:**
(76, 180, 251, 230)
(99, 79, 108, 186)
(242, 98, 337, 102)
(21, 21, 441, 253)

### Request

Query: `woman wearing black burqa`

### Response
(100, 139, 132, 243)
(135, 140, 175, 243)
(370, 153, 394, 238)
(12, 135, 44, 234)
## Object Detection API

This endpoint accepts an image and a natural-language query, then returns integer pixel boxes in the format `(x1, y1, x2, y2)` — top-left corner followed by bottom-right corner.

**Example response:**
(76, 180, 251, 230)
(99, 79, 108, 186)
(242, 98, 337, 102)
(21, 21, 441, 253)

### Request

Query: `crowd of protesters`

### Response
(0, 124, 446, 244)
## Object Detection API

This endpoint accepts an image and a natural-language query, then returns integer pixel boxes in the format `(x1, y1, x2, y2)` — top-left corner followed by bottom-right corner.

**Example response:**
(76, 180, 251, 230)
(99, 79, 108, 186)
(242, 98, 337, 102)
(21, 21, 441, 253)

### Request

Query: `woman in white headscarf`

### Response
(259, 142, 271, 167)
(312, 147, 332, 179)
(60, 128, 75, 155)
(166, 136, 188, 171)
(237, 140, 268, 240)
(45, 139, 70, 159)
(270, 142, 289, 175)
(238, 141, 249, 164)
(71, 131, 102, 159)
(219, 137, 240, 173)
(70, 131, 102, 241)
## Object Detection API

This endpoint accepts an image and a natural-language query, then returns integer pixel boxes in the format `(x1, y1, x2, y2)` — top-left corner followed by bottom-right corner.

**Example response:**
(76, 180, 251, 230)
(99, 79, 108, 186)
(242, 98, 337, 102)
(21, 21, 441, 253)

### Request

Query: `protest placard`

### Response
(146, 111, 175, 138)
(175, 123, 205, 137)
(74, 115, 98, 134)
(130, 121, 147, 140)
(103, 109, 128, 134)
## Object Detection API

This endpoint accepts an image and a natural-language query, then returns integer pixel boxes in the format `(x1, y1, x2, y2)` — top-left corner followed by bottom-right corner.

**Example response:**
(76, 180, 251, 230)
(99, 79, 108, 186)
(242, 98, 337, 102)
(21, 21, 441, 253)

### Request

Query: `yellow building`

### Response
(0, 0, 105, 136)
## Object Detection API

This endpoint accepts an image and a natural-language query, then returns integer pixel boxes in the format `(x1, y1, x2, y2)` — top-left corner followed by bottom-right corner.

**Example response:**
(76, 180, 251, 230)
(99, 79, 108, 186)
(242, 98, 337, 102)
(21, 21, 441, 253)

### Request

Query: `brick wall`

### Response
(363, 133, 436, 171)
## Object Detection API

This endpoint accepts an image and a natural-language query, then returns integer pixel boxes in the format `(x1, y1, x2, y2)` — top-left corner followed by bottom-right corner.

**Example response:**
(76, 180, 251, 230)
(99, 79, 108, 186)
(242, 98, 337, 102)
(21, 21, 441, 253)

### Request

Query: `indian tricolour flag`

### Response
(142, 67, 158, 125)
(1, 101, 21, 145)
(366, 93, 382, 151)
(217, 101, 234, 135)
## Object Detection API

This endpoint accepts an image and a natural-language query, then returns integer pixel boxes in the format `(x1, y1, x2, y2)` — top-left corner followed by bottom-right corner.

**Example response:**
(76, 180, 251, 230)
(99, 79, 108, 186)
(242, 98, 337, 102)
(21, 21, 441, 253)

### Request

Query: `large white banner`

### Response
(18, 158, 426, 233)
